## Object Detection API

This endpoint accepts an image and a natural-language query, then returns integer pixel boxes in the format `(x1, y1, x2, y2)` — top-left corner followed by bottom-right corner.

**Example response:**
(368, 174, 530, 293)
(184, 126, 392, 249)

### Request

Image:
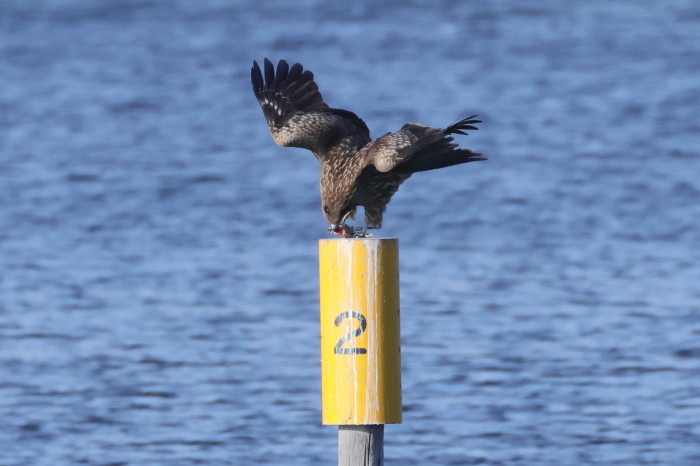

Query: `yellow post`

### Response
(319, 238, 402, 426)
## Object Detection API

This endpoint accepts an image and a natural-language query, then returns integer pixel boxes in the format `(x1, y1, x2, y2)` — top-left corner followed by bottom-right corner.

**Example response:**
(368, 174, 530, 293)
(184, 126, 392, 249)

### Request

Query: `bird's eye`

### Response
(323, 205, 330, 215)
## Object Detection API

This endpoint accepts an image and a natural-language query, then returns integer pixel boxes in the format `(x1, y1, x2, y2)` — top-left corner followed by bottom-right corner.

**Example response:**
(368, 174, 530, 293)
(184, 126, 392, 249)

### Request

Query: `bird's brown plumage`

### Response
(251, 58, 485, 234)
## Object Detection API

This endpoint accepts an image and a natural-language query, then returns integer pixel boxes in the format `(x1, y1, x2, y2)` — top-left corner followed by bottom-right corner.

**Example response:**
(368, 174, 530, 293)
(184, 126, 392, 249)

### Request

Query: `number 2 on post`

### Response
(333, 311, 367, 355)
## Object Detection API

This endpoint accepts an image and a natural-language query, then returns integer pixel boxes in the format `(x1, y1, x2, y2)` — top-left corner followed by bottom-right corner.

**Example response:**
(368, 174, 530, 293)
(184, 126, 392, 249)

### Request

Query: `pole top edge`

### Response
(318, 237, 398, 242)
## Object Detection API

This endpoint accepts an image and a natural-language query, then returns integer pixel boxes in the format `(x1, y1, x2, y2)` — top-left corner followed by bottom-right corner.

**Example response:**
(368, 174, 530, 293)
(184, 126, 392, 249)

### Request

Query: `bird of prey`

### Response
(251, 58, 484, 237)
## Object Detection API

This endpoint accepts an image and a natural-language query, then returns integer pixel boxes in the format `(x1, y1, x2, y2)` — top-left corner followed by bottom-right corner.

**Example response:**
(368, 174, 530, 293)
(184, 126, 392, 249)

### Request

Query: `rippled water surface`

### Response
(2, 1, 699, 464)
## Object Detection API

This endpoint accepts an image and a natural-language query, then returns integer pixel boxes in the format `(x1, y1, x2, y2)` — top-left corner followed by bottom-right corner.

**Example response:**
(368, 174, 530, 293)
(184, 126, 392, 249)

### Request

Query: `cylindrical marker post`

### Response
(319, 238, 402, 466)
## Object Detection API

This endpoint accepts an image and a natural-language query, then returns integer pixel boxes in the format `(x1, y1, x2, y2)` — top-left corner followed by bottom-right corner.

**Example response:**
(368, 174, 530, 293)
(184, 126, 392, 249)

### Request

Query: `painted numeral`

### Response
(333, 311, 367, 355)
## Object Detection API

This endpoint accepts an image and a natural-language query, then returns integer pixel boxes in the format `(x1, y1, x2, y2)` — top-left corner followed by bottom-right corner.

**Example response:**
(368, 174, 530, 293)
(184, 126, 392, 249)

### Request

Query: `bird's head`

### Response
(323, 204, 355, 237)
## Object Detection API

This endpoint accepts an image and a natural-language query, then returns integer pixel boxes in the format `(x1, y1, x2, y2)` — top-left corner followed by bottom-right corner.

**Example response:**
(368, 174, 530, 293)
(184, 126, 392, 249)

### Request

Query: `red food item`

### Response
(335, 224, 355, 238)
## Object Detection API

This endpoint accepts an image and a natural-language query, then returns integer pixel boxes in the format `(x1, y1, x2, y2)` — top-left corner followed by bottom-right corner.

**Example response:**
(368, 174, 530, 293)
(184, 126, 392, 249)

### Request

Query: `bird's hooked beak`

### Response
(328, 223, 340, 233)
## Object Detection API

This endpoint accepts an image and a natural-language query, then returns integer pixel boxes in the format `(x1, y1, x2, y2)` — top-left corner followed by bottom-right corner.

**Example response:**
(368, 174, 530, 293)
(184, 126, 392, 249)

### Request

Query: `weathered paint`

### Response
(319, 238, 402, 425)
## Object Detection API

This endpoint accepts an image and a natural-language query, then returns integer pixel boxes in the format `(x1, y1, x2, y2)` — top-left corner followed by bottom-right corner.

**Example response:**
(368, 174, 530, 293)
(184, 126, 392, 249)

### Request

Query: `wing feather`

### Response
(272, 60, 289, 87)
(251, 58, 369, 154)
(263, 58, 275, 85)
(360, 120, 485, 173)
(287, 63, 303, 81)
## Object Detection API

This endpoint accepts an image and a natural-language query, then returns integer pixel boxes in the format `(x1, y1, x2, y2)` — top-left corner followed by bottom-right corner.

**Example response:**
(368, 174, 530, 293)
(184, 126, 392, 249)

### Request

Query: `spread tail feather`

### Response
(396, 137, 485, 173)
(444, 115, 481, 136)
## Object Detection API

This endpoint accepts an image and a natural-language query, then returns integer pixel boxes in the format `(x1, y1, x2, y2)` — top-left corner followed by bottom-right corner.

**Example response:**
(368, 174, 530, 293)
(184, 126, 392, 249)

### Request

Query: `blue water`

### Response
(1, 1, 699, 464)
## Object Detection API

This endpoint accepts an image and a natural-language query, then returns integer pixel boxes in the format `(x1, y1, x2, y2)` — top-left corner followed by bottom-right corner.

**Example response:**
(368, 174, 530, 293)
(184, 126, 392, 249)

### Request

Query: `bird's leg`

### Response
(351, 207, 368, 238)
(332, 208, 374, 238)
(358, 223, 380, 237)
(362, 207, 382, 235)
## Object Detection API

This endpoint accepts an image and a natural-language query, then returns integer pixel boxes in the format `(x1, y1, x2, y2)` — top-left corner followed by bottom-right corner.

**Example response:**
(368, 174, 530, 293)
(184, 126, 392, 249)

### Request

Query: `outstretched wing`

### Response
(251, 58, 369, 156)
(359, 116, 484, 173)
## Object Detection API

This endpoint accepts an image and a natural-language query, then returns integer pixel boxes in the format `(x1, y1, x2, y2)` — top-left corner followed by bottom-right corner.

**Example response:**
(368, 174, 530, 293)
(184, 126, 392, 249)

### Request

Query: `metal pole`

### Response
(338, 425, 384, 466)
